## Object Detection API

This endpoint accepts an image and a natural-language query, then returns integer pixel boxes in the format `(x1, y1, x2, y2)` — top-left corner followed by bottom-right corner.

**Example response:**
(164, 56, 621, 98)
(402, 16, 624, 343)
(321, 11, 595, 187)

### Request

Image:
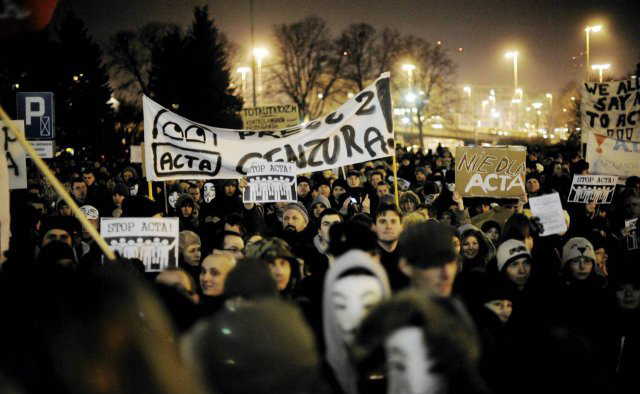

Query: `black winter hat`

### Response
(112, 183, 130, 197)
(398, 221, 457, 268)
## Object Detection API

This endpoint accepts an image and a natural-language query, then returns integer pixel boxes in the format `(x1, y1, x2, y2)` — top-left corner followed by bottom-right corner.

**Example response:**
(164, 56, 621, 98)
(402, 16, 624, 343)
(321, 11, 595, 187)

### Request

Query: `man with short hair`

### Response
(376, 181, 391, 198)
(296, 176, 313, 208)
(346, 170, 361, 189)
(188, 184, 202, 204)
(215, 231, 245, 260)
(71, 178, 88, 205)
(313, 208, 343, 256)
(374, 204, 406, 290)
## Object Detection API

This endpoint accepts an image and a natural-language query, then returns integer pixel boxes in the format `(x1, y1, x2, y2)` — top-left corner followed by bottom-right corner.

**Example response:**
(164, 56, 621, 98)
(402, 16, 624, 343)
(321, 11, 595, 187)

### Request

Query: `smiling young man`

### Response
(374, 204, 406, 291)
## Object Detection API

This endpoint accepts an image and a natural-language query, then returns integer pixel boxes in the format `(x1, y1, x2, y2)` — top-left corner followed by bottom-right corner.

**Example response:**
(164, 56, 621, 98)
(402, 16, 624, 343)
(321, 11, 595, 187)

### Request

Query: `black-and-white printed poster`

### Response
(568, 174, 618, 204)
(242, 161, 297, 203)
(100, 217, 179, 272)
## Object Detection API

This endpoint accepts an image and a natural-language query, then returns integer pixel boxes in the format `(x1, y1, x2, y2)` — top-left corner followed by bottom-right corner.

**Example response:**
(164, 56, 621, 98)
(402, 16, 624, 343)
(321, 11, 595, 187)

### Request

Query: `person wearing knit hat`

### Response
(296, 176, 313, 208)
(309, 195, 331, 220)
(282, 201, 309, 233)
(346, 170, 361, 189)
(330, 178, 349, 209)
(561, 237, 597, 281)
(496, 239, 533, 291)
(525, 172, 541, 197)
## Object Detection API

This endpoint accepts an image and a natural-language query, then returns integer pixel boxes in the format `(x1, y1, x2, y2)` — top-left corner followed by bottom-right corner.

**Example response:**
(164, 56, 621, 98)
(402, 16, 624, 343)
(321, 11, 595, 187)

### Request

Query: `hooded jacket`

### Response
(322, 250, 391, 394)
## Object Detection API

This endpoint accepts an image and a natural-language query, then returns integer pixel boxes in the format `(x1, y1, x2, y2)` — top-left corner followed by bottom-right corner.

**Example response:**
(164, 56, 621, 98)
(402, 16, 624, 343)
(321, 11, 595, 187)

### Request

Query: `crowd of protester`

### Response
(1, 142, 639, 394)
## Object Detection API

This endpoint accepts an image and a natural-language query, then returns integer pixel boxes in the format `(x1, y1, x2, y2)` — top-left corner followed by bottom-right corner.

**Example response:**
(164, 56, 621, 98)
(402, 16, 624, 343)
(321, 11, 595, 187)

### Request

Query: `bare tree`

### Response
(271, 16, 344, 121)
(395, 36, 458, 150)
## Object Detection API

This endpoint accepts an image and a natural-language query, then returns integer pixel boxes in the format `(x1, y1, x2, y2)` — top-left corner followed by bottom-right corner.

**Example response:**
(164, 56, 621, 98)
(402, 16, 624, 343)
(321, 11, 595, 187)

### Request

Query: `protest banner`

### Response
(242, 161, 297, 203)
(454, 146, 526, 198)
(567, 174, 618, 204)
(581, 78, 640, 142)
(529, 192, 567, 237)
(143, 72, 394, 180)
(100, 217, 179, 272)
(585, 132, 640, 180)
(1, 121, 27, 189)
(241, 104, 300, 130)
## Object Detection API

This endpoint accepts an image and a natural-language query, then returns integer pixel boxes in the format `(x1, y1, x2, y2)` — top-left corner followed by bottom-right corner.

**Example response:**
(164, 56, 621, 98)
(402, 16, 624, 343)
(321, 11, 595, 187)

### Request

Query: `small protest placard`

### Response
(242, 161, 297, 203)
(568, 174, 618, 204)
(130, 145, 142, 163)
(529, 193, 567, 237)
(1, 121, 27, 189)
(454, 146, 526, 198)
(100, 217, 179, 272)
(626, 218, 638, 251)
(241, 104, 300, 130)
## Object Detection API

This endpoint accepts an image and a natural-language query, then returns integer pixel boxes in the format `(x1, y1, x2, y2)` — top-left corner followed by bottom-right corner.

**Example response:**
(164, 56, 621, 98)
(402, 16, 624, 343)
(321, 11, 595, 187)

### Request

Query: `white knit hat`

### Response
(561, 237, 596, 268)
(496, 239, 531, 271)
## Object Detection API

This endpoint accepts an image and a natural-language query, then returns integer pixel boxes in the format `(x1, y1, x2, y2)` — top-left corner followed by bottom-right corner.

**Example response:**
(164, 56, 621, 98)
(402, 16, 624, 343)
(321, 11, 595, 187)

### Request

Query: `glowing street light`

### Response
(505, 51, 519, 91)
(592, 63, 610, 82)
(585, 25, 602, 81)
(402, 63, 416, 86)
(253, 47, 268, 104)
(405, 92, 417, 102)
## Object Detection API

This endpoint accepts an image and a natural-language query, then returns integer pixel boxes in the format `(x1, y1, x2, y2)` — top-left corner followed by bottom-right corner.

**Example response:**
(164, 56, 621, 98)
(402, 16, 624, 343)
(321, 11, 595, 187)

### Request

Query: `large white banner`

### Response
(581, 79, 640, 142)
(143, 73, 394, 180)
(586, 132, 640, 180)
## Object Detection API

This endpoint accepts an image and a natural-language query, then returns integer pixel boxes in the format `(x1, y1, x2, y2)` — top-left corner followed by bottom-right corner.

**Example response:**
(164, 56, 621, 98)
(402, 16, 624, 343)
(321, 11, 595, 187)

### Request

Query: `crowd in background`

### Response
(1, 142, 639, 394)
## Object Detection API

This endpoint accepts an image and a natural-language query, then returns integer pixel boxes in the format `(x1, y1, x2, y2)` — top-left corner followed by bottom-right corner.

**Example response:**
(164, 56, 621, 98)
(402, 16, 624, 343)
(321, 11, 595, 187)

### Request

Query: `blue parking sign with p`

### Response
(16, 92, 55, 140)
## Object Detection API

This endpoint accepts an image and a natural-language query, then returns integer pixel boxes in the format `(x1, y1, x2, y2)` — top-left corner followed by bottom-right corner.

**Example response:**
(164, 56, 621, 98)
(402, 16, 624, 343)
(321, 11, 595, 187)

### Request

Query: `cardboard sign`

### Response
(130, 145, 142, 163)
(242, 161, 297, 203)
(143, 72, 394, 180)
(454, 146, 526, 197)
(586, 132, 640, 180)
(100, 217, 179, 272)
(242, 104, 300, 130)
(529, 193, 567, 237)
(568, 174, 618, 204)
(0, 121, 27, 189)
(581, 79, 640, 142)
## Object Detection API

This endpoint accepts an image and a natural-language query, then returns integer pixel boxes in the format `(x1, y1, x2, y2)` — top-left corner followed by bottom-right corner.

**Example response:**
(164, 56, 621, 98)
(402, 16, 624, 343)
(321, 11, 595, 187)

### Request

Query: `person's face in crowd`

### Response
(312, 203, 327, 218)
(347, 174, 360, 188)
(122, 170, 134, 183)
(376, 184, 390, 198)
(199, 255, 234, 296)
(585, 202, 596, 215)
(180, 204, 193, 218)
(385, 326, 442, 394)
(297, 182, 310, 198)
(156, 270, 198, 303)
(485, 227, 500, 245)
(183, 243, 201, 266)
(403, 200, 416, 212)
(224, 183, 237, 197)
(105, 179, 115, 193)
(461, 235, 480, 260)
(568, 257, 593, 280)
(318, 184, 331, 198)
(594, 248, 608, 273)
(370, 173, 382, 187)
(526, 178, 540, 193)
(484, 300, 513, 324)
(223, 234, 244, 259)
(188, 187, 201, 203)
(440, 212, 452, 225)
(553, 163, 563, 176)
(505, 257, 532, 287)
(401, 158, 410, 167)
(331, 274, 383, 344)
(72, 181, 87, 202)
(375, 211, 403, 243)
(415, 171, 426, 183)
(332, 185, 347, 201)
(616, 283, 640, 310)
(319, 214, 342, 244)
(403, 260, 458, 297)
(58, 204, 72, 217)
(283, 209, 307, 233)
(43, 229, 72, 247)
(203, 182, 216, 203)
(112, 193, 125, 207)
(624, 196, 640, 218)
(269, 257, 292, 291)
(83, 172, 95, 186)
(452, 237, 461, 256)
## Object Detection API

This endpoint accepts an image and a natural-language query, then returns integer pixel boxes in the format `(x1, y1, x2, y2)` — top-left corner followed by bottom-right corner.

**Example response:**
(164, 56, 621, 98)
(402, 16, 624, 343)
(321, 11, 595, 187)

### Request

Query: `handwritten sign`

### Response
(100, 217, 179, 272)
(0, 121, 27, 189)
(242, 104, 300, 130)
(581, 79, 640, 142)
(143, 72, 394, 180)
(454, 146, 526, 197)
(568, 174, 618, 204)
(586, 132, 640, 180)
(529, 193, 567, 237)
(243, 161, 297, 203)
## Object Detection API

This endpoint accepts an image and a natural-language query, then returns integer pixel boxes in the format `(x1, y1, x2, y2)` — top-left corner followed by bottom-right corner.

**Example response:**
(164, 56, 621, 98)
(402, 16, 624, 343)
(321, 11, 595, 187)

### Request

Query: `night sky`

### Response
(53, 0, 640, 95)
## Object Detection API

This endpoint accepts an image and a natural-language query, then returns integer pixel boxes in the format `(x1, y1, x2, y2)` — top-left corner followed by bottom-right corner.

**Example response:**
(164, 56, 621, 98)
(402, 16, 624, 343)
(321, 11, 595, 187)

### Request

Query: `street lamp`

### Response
(505, 51, 519, 91)
(402, 64, 416, 86)
(585, 25, 602, 81)
(592, 64, 610, 82)
(253, 47, 268, 105)
(237, 67, 251, 100)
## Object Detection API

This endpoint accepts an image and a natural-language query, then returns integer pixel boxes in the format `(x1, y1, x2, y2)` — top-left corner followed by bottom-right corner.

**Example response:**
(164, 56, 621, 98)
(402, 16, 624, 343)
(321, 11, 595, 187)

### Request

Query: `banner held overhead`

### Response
(143, 72, 394, 180)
